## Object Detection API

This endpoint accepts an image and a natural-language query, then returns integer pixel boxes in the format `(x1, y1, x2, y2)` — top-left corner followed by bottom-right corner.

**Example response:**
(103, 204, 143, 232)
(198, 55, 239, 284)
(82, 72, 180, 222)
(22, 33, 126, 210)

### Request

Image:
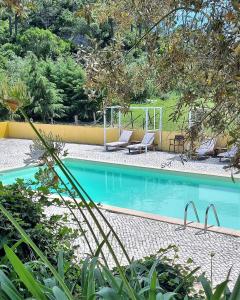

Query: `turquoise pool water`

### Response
(1, 159, 240, 230)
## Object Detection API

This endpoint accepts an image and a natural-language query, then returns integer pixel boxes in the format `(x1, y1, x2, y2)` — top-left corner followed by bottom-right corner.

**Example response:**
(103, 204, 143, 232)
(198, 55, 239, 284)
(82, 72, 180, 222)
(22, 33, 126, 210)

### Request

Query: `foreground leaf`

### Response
(211, 280, 229, 300)
(229, 274, 240, 300)
(53, 286, 68, 300)
(0, 203, 73, 300)
(4, 245, 47, 300)
(0, 270, 23, 300)
(156, 292, 176, 300)
(198, 274, 213, 299)
(96, 287, 121, 300)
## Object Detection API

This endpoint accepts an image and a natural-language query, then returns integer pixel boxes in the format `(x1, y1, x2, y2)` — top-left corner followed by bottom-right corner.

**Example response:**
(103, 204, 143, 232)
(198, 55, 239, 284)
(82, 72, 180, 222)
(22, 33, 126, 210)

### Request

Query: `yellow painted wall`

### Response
(0, 122, 9, 138)
(1, 121, 230, 152)
(8, 122, 119, 145)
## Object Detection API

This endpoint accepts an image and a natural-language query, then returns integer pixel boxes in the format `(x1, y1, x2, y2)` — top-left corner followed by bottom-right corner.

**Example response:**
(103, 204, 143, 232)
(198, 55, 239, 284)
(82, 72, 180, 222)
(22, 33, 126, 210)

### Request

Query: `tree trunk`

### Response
(42, 111, 46, 123)
(14, 14, 18, 37)
(8, 15, 12, 36)
(109, 17, 114, 38)
(138, 23, 142, 36)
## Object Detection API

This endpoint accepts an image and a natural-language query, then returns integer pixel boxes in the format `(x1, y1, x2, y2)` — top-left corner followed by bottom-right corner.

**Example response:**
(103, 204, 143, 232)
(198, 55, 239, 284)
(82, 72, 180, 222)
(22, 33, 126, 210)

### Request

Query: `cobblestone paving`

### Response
(0, 138, 239, 287)
(0, 138, 239, 178)
(47, 206, 240, 289)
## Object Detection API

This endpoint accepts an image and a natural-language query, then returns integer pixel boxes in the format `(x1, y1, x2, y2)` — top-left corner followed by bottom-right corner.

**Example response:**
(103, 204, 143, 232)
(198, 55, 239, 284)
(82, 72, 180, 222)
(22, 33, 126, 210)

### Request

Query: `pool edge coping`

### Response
(1, 154, 239, 180)
(65, 156, 240, 181)
(49, 193, 240, 238)
(99, 204, 240, 238)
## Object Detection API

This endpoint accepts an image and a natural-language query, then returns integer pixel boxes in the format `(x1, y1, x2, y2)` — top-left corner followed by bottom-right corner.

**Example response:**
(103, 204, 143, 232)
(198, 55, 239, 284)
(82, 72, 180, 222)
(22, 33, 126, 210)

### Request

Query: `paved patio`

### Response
(0, 138, 239, 287)
(0, 138, 238, 178)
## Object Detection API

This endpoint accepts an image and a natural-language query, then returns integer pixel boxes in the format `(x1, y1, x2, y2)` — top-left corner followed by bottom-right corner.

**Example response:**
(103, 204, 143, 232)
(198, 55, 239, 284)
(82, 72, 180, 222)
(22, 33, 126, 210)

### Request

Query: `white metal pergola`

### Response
(103, 106, 163, 152)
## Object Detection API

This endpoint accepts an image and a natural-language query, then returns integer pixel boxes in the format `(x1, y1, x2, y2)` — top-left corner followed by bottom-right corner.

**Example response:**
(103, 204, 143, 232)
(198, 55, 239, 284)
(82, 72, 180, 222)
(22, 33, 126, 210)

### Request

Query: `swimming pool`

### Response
(1, 158, 240, 231)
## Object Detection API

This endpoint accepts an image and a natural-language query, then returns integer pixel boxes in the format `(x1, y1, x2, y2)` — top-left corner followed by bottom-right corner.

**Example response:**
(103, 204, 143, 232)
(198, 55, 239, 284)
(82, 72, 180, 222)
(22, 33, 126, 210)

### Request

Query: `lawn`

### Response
(120, 93, 188, 132)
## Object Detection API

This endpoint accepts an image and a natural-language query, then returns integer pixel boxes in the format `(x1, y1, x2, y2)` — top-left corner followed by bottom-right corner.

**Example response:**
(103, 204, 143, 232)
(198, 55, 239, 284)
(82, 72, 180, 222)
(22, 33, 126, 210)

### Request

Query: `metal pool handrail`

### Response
(204, 204, 220, 233)
(184, 201, 200, 229)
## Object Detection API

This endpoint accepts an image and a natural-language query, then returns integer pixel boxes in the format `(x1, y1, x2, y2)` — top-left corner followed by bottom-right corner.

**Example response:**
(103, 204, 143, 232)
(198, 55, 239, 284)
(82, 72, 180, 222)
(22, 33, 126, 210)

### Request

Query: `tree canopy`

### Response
(0, 0, 239, 139)
(80, 1, 239, 138)
(0, 0, 104, 123)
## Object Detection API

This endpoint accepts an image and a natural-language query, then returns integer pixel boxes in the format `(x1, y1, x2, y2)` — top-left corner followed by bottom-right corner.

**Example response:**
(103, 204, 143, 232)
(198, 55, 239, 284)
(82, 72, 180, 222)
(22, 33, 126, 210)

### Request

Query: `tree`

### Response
(27, 56, 64, 122)
(19, 27, 70, 58)
(42, 57, 101, 122)
(83, 1, 239, 136)
(0, 0, 33, 37)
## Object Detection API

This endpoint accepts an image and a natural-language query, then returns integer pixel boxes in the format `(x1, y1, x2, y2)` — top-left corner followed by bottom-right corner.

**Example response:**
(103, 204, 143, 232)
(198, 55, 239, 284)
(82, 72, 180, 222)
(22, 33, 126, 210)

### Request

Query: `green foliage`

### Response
(198, 272, 240, 300)
(122, 249, 197, 299)
(0, 104, 9, 120)
(43, 57, 87, 118)
(18, 27, 70, 58)
(1, 242, 239, 299)
(0, 74, 30, 114)
(0, 180, 77, 264)
(0, 244, 201, 299)
(0, 53, 31, 83)
(41, 57, 101, 121)
(0, 19, 11, 44)
(0, 246, 76, 299)
(27, 56, 65, 122)
(0, 41, 21, 69)
(119, 93, 186, 131)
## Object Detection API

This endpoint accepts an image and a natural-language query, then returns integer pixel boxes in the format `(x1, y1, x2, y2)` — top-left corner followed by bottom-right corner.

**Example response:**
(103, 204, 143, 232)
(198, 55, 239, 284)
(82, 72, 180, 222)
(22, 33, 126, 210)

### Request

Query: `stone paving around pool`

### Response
(1, 138, 240, 178)
(0, 138, 239, 287)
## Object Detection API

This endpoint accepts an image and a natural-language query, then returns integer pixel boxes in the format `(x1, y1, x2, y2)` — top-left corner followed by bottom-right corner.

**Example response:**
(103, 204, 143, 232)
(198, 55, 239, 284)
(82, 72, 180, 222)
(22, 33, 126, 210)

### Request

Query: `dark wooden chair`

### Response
(169, 135, 185, 152)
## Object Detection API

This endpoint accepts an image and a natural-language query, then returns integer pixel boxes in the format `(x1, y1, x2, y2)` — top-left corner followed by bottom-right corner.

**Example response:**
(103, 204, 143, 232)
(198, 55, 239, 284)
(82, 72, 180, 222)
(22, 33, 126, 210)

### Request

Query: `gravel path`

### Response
(0, 138, 239, 288)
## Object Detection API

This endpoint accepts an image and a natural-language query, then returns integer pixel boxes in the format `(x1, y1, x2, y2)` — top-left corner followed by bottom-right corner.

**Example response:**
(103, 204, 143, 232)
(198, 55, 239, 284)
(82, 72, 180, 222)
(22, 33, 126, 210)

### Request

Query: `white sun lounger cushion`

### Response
(196, 138, 216, 156)
(105, 130, 133, 149)
(118, 130, 133, 143)
(218, 145, 238, 158)
(141, 132, 155, 145)
(127, 132, 155, 150)
(106, 141, 129, 147)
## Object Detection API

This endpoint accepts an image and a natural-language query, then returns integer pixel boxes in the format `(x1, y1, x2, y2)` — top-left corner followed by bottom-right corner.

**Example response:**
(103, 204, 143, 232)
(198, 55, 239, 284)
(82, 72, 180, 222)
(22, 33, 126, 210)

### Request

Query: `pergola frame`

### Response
(103, 106, 163, 152)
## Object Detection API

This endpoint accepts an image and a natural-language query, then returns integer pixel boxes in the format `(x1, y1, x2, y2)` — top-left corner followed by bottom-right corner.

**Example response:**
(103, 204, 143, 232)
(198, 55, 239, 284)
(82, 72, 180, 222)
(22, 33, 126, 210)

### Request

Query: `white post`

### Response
(103, 108, 107, 150)
(188, 110, 192, 129)
(110, 107, 113, 127)
(74, 115, 78, 125)
(118, 109, 121, 136)
(145, 108, 148, 153)
(159, 107, 163, 150)
(153, 107, 156, 130)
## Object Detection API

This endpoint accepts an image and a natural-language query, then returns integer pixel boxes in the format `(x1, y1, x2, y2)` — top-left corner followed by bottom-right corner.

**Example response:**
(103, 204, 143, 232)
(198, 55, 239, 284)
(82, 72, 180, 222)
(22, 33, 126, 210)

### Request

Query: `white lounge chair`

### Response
(218, 145, 238, 161)
(105, 130, 133, 151)
(195, 138, 216, 157)
(127, 132, 155, 154)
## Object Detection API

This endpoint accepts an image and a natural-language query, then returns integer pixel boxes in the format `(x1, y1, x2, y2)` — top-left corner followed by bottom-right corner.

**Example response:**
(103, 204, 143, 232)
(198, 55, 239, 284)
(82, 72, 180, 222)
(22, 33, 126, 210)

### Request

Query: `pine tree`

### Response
(27, 55, 65, 123)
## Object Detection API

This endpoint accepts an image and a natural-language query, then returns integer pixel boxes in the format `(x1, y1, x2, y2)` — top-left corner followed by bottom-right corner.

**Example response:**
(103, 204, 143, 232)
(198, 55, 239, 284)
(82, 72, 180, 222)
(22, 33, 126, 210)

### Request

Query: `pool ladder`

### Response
(184, 201, 220, 232)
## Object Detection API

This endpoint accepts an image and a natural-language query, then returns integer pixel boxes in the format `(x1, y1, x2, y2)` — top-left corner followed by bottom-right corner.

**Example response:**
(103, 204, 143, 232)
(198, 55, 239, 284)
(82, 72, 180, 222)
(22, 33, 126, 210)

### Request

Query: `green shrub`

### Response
(0, 179, 77, 264)
(0, 246, 201, 299)
(19, 28, 71, 59)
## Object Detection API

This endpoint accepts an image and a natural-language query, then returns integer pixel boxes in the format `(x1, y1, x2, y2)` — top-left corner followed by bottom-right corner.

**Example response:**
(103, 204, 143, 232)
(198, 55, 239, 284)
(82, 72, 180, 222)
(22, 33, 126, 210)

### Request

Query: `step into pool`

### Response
(1, 158, 240, 231)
